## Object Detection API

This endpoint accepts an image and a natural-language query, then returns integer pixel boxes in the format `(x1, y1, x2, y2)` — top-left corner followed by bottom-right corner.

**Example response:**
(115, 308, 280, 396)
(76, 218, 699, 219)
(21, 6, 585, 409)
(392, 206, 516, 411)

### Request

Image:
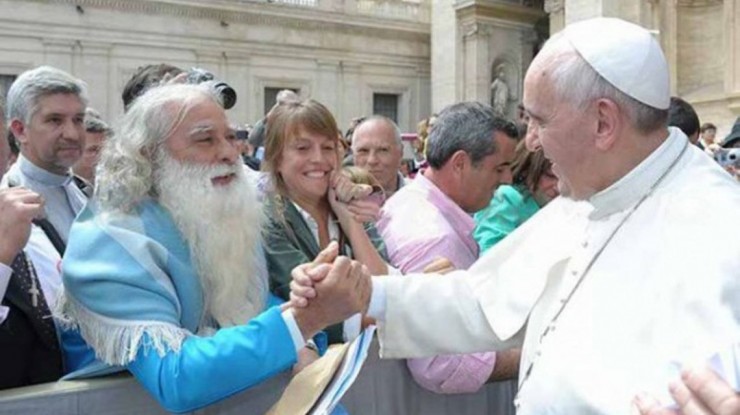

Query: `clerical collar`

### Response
(18, 154, 72, 187)
(588, 126, 687, 219)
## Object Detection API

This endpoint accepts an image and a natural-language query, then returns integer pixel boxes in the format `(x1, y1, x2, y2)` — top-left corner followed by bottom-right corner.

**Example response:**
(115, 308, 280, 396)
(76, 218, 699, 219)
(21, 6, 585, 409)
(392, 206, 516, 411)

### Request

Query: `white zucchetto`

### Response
(563, 17, 670, 110)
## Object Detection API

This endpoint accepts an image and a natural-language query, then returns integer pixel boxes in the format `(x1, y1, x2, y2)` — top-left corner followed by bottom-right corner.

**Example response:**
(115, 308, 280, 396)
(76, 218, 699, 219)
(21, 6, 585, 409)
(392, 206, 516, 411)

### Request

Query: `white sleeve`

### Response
(374, 272, 523, 360)
(0, 262, 12, 325)
(281, 309, 306, 352)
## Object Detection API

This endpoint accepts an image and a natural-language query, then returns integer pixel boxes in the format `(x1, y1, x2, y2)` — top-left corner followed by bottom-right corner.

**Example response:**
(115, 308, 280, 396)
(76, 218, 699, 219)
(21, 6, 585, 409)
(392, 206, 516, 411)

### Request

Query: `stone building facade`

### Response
(0, 0, 431, 132)
(0, 0, 736, 135)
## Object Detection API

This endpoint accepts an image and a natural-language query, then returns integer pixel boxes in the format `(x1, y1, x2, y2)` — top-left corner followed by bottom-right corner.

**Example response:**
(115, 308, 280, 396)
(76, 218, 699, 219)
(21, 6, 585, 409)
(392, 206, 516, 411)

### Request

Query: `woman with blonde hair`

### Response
(262, 99, 390, 344)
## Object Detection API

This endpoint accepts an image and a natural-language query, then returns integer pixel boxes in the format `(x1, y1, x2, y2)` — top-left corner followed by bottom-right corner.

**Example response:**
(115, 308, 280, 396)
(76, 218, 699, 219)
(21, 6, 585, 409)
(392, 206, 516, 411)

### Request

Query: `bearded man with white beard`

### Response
(57, 83, 370, 413)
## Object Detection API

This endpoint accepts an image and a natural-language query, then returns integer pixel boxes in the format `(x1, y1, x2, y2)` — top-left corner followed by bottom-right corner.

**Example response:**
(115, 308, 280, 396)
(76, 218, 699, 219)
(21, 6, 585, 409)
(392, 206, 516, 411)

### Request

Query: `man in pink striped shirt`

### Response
(377, 102, 520, 395)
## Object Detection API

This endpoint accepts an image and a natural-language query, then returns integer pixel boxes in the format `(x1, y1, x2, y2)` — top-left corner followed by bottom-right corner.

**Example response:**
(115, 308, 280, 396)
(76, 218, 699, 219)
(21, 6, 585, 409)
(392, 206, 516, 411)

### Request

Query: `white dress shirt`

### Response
(0, 225, 63, 324)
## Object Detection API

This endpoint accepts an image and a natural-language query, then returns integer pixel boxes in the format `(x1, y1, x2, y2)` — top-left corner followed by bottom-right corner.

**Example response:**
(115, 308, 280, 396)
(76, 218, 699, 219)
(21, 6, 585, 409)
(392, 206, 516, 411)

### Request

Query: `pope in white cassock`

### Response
(291, 17, 740, 414)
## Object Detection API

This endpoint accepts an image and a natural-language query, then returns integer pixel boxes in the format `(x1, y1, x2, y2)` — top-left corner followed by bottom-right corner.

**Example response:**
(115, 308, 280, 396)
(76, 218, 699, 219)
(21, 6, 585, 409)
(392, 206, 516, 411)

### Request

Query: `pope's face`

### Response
(164, 97, 240, 187)
(523, 63, 595, 200)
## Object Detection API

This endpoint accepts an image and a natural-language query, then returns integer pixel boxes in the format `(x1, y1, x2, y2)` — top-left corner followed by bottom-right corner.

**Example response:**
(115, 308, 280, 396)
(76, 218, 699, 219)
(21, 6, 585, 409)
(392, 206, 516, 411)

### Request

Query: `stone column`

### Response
(431, 0, 460, 112)
(725, 0, 740, 113)
(42, 40, 75, 72)
(461, 21, 492, 104)
(339, 61, 363, 122)
(315, 59, 341, 118)
(73, 42, 112, 119)
(546, 0, 565, 33)
(225, 54, 251, 123)
(564, 0, 621, 24)
(657, 0, 678, 95)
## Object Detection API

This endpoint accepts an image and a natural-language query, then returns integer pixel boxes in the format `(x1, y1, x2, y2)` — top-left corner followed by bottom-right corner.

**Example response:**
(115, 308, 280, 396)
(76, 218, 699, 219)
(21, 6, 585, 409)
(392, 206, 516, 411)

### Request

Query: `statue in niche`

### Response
(490, 64, 509, 115)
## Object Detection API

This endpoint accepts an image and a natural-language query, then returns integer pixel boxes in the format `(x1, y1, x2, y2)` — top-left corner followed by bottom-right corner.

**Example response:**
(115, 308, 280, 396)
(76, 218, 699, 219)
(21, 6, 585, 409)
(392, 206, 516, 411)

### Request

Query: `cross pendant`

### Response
(28, 286, 40, 308)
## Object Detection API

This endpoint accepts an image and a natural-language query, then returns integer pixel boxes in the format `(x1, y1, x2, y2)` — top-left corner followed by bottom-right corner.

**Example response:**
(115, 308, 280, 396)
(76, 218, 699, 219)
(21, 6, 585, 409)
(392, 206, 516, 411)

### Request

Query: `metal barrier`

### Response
(0, 340, 516, 415)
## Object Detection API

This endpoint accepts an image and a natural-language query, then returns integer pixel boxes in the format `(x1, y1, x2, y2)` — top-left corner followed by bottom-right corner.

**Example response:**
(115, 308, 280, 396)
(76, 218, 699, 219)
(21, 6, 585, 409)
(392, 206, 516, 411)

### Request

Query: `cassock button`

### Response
(581, 240, 588, 248)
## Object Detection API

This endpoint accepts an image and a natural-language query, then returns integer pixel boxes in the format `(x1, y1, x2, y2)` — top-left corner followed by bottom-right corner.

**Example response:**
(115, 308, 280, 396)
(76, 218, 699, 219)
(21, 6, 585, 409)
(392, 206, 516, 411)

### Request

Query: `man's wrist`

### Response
(291, 307, 323, 342)
(0, 245, 18, 266)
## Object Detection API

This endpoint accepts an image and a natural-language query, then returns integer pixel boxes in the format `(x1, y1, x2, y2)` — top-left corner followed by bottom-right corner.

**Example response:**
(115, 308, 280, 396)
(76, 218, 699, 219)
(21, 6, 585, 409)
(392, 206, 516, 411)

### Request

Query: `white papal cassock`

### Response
(369, 127, 740, 414)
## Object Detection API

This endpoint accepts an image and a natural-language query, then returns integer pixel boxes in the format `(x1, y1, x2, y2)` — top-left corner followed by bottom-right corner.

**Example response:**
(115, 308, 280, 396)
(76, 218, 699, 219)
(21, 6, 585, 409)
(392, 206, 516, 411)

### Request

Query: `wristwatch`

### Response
(305, 339, 319, 354)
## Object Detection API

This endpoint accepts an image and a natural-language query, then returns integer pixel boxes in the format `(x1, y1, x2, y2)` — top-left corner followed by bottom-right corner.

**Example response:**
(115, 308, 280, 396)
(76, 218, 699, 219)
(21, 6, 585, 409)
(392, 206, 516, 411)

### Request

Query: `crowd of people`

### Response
(0, 16, 737, 415)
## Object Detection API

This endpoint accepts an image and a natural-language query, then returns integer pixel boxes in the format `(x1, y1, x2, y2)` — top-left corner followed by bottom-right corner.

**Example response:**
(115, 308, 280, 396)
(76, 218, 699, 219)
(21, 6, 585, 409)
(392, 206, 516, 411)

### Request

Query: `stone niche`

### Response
(453, 0, 546, 119)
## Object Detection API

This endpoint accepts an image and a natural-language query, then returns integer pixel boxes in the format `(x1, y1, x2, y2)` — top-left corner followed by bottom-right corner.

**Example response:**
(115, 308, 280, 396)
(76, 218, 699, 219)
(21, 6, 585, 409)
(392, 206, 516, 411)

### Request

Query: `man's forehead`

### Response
(353, 122, 395, 146)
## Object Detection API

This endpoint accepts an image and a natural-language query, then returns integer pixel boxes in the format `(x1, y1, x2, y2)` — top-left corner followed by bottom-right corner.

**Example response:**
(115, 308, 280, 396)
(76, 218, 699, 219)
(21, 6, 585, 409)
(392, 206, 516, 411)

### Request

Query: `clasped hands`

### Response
(288, 241, 372, 341)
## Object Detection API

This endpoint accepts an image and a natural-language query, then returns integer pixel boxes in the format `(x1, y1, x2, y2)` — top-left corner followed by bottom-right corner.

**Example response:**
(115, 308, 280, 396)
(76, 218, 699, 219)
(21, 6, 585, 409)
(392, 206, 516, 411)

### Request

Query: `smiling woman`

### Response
(261, 99, 391, 344)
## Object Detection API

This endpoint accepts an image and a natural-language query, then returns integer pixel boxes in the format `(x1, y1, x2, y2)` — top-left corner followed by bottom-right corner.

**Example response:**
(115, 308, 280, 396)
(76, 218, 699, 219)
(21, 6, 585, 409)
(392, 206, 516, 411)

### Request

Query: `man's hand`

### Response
(0, 188, 44, 265)
(292, 347, 320, 376)
(287, 241, 339, 308)
(633, 367, 740, 415)
(329, 172, 380, 223)
(422, 257, 456, 275)
(290, 256, 372, 340)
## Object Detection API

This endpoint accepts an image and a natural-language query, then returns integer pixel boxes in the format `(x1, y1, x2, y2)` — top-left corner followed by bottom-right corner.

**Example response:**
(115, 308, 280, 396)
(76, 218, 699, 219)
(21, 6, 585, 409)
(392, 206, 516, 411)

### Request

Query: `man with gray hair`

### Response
(351, 116, 406, 200)
(72, 107, 111, 192)
(0, 66, 87, 389)
(376, 102, 518, 402)
(59, 83, 368, 412)
(3, 65, 88, 245)
(292, 18, 740, 414)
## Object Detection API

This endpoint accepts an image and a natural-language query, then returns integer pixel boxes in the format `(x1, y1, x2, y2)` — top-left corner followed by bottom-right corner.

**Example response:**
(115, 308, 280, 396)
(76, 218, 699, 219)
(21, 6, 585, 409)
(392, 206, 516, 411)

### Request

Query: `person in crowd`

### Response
(58, 83, 361, 412)
(72, 108, 111, 192)
(377, 101, 520, 396)
(261, 99, 391, 344)
(0, 101, 55, 390)
(121, 63, 184, 111)
(0, 67, 87, 389)
(699, 122, 718, 151)
(2, 66, 88, 245)
(719, 117, 740, 179)
(721, 117, 740, 149)
(249, 89, 299, 161)
(634, 366, 740, 415)
(667, 96, 700, 144)
(291, 17, 740, 414)
(351, 116, 406, 201)
(474, 141, 559, 253)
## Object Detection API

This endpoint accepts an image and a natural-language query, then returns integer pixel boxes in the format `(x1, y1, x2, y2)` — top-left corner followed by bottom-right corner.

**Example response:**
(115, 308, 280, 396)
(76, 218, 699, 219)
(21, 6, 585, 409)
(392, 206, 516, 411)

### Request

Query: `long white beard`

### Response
(155, 154, 266, 329)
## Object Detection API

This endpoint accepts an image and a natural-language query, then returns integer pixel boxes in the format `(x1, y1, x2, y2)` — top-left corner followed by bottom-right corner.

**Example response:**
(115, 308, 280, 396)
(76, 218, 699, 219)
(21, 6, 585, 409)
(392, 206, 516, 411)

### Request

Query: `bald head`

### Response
(351, 116, 403, 195)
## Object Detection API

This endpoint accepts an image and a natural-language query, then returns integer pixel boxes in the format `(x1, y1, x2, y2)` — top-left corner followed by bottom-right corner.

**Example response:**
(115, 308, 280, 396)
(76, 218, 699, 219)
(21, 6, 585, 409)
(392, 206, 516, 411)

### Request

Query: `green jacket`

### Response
(263, 197, 388, 344)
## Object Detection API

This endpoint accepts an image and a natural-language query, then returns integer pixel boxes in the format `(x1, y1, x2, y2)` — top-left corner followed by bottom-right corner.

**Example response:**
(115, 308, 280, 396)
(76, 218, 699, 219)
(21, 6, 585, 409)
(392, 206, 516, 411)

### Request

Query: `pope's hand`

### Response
(290, 256, 372, 341)
(633, 367, 740, 415)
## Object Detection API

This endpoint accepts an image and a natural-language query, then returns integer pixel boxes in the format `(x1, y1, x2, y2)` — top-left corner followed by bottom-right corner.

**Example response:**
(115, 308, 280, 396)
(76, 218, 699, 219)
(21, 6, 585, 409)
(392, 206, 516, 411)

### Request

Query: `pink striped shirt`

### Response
(378, 173, 496, 394)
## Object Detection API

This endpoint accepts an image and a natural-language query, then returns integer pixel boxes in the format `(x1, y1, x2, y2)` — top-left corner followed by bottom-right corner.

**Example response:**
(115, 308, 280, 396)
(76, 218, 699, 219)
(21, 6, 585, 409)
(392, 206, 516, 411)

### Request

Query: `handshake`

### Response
(287, 241, 373, 341)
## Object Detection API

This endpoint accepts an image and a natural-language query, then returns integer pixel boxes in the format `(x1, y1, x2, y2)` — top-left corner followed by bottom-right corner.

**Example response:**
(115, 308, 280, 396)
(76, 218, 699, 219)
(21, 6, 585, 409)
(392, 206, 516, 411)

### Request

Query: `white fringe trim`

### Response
(56, 294, 190, 367)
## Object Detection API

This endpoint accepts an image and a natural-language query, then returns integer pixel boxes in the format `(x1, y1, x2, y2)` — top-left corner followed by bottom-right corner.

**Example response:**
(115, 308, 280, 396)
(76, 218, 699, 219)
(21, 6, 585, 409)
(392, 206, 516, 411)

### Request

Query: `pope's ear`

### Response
(593, 98, 619, 151)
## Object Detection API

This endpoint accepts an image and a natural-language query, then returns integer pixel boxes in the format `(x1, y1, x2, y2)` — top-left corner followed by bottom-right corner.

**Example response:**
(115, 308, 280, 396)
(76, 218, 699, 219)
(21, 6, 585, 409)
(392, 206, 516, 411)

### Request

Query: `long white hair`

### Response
(95, 83, 266, 327)
(95, 83, 218, 212)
